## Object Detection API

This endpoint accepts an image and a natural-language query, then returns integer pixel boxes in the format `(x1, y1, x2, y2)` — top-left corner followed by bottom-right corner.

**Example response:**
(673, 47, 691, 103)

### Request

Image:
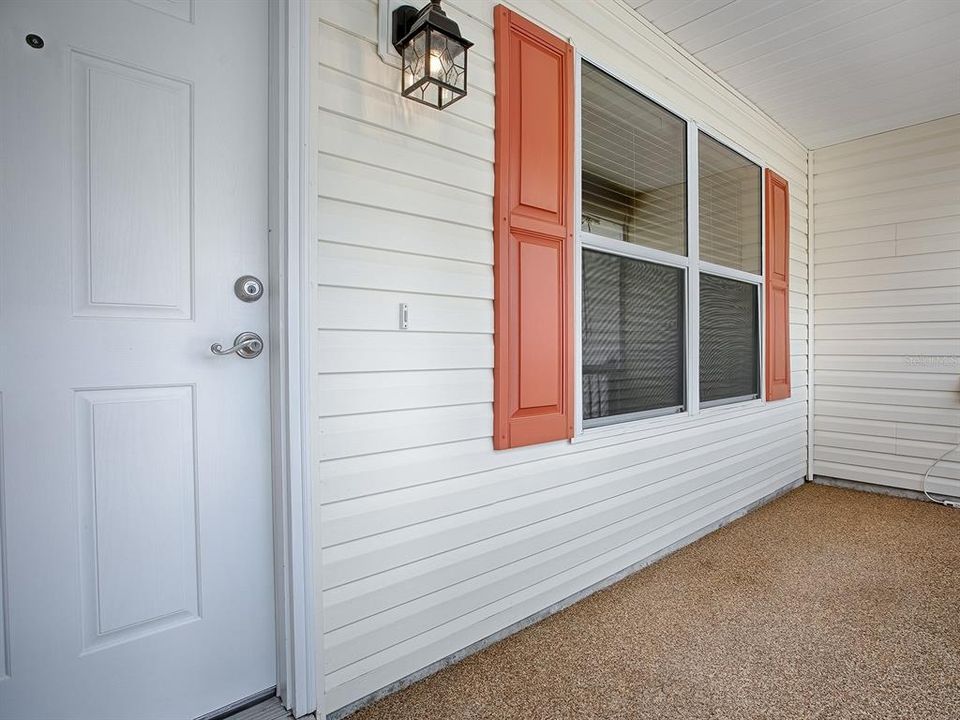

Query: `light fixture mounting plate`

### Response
(391, 5, 418, 54)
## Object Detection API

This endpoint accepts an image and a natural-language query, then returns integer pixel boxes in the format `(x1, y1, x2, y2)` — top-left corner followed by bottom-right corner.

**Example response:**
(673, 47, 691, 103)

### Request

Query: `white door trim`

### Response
(269, 0, 322, 717)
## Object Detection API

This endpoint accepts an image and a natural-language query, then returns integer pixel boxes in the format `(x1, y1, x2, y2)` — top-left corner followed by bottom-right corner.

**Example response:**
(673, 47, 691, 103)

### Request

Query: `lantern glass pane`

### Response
(429, 30, 466, 93)
(417, 83, 441, 108)
(402, 29, 428, 91)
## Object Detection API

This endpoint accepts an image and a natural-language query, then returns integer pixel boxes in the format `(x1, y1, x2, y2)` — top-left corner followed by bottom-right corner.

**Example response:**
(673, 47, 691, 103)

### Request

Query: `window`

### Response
(697, 131, 762, 406)
(700, 273, 759, 404)
(581, 62, 686, 255)
(699, 132, 761, 274)
(579, 62, 764, 428)
(582, 250, 685, 422)
(580, 61, 688, 426)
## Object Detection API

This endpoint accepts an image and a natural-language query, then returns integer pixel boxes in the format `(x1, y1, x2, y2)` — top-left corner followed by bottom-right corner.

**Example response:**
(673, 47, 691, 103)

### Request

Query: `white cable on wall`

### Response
(921, 441, 960, 508)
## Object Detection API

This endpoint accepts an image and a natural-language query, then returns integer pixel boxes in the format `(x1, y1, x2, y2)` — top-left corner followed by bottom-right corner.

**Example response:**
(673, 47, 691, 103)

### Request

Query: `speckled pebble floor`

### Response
(348, 483, 960, 720)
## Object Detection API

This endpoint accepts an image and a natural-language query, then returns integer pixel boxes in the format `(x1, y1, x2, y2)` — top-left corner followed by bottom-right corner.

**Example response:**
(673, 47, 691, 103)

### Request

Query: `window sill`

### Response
(571, 408, 696, 444)
(700, 396, 763, 413)
(570, 396, 766, 445)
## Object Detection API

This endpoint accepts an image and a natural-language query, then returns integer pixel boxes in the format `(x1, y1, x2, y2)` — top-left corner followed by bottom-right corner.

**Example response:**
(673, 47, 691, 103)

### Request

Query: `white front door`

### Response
(0, 1, 276, 718)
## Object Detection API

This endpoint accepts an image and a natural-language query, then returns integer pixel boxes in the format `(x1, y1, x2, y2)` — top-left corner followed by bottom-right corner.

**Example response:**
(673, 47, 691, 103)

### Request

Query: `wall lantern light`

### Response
(392, 0, 473, 110)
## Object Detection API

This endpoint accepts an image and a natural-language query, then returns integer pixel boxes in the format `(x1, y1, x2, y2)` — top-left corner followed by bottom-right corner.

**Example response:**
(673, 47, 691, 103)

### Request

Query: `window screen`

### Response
(698, 132, 761, 274)
(582, 249, 685, 422)
(700, 273, 759, 404)
(581, 62, 687, 256)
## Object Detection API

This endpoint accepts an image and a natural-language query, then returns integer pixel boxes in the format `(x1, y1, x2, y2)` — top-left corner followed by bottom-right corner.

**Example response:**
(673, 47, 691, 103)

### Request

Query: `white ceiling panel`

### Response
(631, 0, 960, 148)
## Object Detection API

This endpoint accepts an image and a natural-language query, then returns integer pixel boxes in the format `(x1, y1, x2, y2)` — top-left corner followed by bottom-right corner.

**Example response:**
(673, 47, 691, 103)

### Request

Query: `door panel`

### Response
(0, 2, 276, 718)
(72, 51, 193, 319)
(76, 386, 200, 650)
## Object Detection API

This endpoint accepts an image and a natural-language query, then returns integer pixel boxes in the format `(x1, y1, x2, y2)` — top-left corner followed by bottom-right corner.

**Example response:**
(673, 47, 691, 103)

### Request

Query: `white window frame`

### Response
(573, 53, 767, 438)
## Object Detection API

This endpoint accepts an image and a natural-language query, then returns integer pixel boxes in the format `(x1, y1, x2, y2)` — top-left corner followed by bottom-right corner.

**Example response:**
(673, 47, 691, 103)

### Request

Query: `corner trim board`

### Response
(806, 150, 815, 481)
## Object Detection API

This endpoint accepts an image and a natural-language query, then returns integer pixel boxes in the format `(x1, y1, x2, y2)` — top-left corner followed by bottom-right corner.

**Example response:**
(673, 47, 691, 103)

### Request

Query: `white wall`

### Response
(313, 0, 809, 713)
(812, 115, 960, 497)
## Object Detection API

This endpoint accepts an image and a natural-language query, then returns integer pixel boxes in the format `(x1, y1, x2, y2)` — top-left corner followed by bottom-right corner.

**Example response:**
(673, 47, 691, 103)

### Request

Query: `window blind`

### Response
(581, 62, 686, 256)
(699, 273, 759, 404)
(582, 249, 685, 422)
(698, 132, 761, 274)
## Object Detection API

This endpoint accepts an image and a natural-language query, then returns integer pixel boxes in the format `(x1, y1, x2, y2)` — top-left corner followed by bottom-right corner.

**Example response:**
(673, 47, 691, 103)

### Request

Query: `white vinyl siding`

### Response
(812, 114, 960, 498)
(314, 0, 809, 713)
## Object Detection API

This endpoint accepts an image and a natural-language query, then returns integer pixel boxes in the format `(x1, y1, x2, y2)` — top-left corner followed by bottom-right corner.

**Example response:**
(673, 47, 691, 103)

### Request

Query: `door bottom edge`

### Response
(195, 686, 279, 720)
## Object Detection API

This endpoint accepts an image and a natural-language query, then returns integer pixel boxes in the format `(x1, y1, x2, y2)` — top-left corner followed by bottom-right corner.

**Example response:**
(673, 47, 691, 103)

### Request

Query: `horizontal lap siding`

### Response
(812, 115, 960, 497)
(315, 0, 809, 712)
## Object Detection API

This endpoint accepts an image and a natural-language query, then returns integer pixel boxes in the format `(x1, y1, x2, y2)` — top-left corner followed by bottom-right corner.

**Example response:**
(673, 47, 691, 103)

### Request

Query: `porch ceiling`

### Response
(630, 0, 960, 148)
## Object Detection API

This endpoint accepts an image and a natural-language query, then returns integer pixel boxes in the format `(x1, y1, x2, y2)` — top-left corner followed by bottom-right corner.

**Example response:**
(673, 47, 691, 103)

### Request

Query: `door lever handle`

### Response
(210, 331, 263, 359)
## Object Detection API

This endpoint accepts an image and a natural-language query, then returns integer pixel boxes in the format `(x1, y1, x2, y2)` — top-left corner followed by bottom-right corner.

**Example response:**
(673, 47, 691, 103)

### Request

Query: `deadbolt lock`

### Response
(234, 275, 263, 302)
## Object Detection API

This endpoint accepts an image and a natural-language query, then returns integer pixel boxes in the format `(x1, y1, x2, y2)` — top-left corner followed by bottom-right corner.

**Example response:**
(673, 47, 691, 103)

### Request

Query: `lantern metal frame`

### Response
(391, 0, 474, 110)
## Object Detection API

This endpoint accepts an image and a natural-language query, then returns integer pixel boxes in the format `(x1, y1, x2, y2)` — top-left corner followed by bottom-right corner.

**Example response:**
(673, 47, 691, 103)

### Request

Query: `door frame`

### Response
(268, 0, 322, 717)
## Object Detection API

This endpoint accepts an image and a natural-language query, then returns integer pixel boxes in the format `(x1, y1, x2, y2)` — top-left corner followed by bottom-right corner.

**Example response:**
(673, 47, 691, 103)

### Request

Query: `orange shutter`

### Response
(764, 169, 791, 401)
(492, 6, 574, 449)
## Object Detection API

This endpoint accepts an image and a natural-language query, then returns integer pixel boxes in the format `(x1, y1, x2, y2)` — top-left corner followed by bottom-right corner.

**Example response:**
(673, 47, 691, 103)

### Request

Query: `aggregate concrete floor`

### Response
(349, 483, 960, 720)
